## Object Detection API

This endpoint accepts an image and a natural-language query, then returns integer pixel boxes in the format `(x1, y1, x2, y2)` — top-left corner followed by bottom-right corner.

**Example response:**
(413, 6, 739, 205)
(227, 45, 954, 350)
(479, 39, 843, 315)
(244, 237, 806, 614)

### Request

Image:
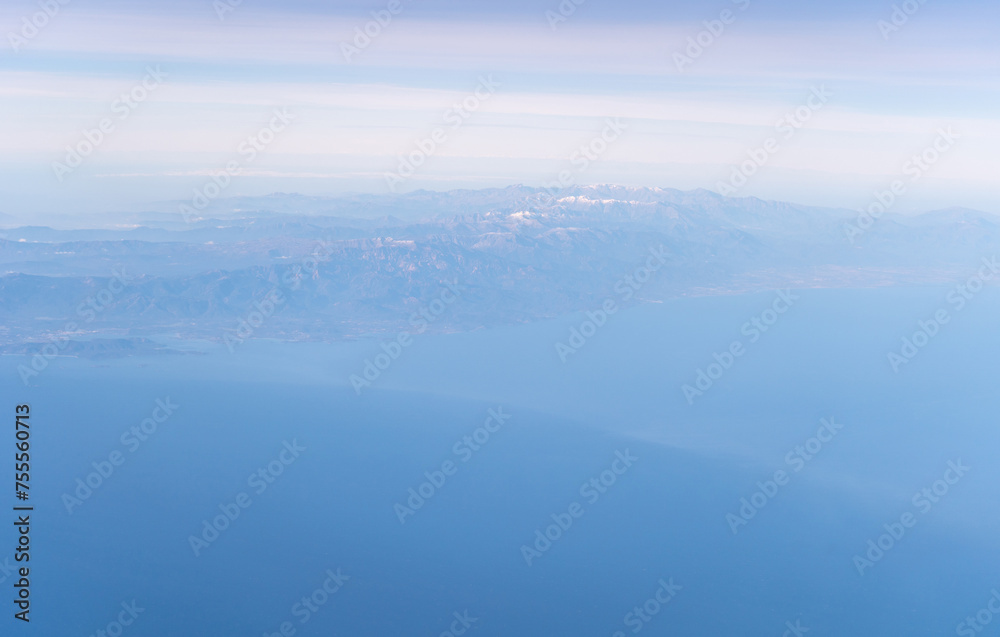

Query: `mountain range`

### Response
(2, 185, 997, 355)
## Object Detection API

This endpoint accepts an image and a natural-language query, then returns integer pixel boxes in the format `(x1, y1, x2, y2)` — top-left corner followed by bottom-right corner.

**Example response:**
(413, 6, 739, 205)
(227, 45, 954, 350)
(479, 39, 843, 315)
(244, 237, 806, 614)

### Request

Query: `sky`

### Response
(0, 0, 997, 216)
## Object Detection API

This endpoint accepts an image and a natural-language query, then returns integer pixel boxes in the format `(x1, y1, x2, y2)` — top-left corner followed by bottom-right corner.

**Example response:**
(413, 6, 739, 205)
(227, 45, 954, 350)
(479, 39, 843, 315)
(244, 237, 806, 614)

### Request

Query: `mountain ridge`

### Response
(2, 186, 997, 351)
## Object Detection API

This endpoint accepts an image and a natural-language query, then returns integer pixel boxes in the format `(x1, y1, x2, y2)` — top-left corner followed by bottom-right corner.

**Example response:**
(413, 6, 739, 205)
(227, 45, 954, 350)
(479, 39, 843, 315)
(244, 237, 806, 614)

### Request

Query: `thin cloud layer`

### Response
(0, 1, 996, 214)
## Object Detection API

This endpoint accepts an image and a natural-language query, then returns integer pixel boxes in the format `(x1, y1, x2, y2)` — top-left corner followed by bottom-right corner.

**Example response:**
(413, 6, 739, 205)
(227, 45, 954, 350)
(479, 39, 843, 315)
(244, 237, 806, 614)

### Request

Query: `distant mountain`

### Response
(2, 186, 997, 350)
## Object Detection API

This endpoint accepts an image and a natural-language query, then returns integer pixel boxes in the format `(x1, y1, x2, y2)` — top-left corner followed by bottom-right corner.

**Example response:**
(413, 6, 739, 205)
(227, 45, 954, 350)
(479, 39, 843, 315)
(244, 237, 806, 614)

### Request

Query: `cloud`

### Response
(0, 2, 996, 213)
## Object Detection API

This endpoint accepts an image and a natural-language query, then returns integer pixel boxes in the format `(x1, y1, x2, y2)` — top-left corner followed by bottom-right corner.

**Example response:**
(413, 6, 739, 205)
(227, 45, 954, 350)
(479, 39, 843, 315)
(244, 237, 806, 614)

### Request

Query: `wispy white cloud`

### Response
(0, 4, 996, 213)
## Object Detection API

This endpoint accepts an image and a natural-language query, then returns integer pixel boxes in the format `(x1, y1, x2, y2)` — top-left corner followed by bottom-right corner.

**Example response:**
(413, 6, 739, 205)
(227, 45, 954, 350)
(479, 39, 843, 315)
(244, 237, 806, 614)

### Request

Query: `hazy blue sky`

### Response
(1, 0, 997, 214)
